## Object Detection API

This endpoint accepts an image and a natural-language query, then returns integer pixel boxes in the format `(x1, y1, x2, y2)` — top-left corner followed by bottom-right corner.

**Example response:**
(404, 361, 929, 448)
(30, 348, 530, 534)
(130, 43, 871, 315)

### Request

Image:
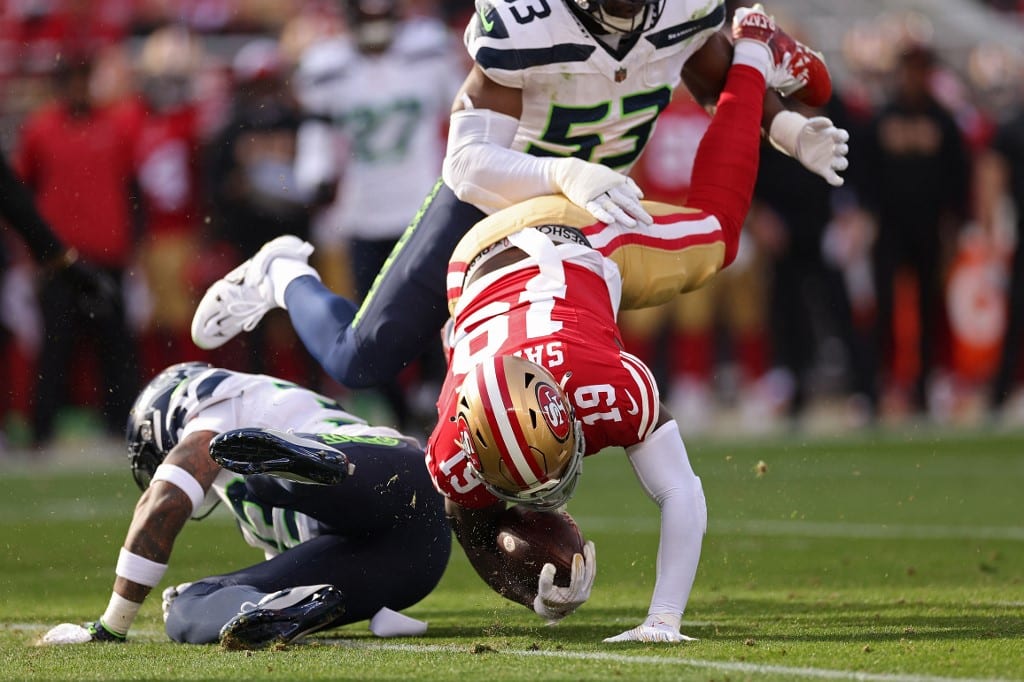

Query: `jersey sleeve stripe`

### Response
(475, 44, 596, 72)
(591, 224, 724, 256)
(479, 361, 539, 487)
(620, 351, 660, 440)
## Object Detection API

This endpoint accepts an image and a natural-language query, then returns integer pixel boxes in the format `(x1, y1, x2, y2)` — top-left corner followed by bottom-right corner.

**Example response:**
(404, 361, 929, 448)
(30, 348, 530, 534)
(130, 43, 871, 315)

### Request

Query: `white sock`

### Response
(100, 592, 142, 636)
(268, 258, 320, 309)
(733, 40, 772, 80)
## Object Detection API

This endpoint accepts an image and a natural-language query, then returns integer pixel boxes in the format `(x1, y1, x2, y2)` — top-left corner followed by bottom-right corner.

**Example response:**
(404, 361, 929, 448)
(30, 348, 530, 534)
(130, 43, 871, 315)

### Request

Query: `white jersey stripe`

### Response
(584, 215, 722, 252)
(482, 359, 540, 486)
(620, 351, 660, 440)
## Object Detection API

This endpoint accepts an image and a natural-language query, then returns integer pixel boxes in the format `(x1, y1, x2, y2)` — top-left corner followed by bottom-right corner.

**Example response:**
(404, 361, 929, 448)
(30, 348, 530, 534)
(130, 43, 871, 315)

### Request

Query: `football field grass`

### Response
(1, 428, 1022, 680)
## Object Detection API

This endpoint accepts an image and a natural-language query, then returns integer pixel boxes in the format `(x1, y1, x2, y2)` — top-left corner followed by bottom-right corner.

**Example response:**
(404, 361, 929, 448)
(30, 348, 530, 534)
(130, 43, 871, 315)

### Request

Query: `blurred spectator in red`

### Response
(0, 0, 130, 77)
(121, 25, 209, 377)
(862, 44, 970, 415)
(13, 54, 139, 445)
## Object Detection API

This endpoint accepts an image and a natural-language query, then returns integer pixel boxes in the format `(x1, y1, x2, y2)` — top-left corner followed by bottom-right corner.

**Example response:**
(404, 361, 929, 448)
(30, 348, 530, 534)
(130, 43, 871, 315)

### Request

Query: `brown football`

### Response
(495, 506, 586, 589)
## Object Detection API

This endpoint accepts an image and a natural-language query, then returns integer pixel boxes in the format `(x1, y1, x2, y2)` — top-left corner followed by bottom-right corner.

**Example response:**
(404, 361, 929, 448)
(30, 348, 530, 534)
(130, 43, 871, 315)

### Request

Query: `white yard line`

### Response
(8, 624, 1016, 682)
(323, 641, 1018, 682)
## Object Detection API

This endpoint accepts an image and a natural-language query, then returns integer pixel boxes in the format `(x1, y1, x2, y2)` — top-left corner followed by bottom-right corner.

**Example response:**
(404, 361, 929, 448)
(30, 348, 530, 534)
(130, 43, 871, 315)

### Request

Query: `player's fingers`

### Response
(607, 203, 637, 228)
(832, 155, 849, 172)
(569, 552, 586, 597)
(583, 541, 597, 587)
(585, 199, 616, 225)
(824, 170, 844, 187)
(537, 562, 556, 595)
(624, 176, 644, 199)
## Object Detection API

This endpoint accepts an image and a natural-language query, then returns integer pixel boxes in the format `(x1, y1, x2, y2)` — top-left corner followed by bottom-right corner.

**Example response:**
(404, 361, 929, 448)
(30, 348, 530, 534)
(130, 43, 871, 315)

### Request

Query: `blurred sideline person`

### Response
(14, 54, 139, 446)
(978, 83, 1024, 414)
(40, 362, 449, 649)
(292, 0, 462, 429)
(198, 6, 830, 643)
(191, 0, 849, 399)
(621, 90, 768, 432)
(862, 44, 970, 414)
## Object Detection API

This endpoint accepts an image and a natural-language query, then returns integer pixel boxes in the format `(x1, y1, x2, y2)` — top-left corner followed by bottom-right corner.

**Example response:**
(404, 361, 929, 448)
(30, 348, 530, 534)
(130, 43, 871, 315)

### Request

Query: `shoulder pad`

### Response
(465, 0, 595, 88)
(643, 1, 725, 50)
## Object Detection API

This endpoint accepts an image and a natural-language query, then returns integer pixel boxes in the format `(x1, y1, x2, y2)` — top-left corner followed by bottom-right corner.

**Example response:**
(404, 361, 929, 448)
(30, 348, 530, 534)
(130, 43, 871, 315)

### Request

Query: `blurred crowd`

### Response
(1, 0, 1023, 451)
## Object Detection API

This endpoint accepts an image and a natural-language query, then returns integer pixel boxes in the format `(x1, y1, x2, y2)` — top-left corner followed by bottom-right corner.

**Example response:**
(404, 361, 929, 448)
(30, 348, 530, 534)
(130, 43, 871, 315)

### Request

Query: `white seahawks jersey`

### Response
(294, 19, 464, 240)
(172, 368, 416, 558)
(466, 0, 725, 172)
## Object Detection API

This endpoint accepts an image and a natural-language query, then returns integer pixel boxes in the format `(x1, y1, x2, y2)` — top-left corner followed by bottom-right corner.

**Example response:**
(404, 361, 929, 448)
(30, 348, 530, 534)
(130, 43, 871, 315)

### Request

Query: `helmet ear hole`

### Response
(474, 429, 489, 449)
(528, 409, 538, 429)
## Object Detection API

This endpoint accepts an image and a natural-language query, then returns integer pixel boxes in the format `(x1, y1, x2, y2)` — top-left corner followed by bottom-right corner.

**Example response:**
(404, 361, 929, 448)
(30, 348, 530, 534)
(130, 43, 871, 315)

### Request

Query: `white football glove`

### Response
(603, 614, 698, 643)
(161, 581, 193, 623)
(551, 158, 652, 227)
(39, 620, 126, 645)
(769, 110, 849, 187)
(533, 540, 596, 624)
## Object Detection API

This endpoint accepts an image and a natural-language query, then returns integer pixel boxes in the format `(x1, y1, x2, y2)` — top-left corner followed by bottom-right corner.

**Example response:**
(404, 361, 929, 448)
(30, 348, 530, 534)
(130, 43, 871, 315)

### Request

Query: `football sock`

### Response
(685, 60, 766, 267)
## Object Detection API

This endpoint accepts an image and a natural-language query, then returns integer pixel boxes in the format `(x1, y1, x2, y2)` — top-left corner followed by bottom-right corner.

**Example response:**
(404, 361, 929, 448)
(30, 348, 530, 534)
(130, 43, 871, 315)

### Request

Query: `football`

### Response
(495, 506, 586, 588)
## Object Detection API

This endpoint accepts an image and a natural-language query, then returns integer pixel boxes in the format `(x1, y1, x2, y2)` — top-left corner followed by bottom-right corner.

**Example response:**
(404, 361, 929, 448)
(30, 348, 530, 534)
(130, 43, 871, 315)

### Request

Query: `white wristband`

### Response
(116, 548, 168, 588)
(151, 463, 206, 515)
(768, 109, 807, 158)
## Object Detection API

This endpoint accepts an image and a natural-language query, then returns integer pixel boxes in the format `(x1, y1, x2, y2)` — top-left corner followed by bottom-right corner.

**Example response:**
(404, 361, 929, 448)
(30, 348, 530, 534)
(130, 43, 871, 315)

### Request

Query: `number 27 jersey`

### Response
(466, 0, 725, 172)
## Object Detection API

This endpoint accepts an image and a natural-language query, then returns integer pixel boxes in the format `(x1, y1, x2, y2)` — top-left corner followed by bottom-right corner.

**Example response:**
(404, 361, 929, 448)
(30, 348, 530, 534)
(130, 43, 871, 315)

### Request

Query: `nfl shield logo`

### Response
(614, 67, 627, 82)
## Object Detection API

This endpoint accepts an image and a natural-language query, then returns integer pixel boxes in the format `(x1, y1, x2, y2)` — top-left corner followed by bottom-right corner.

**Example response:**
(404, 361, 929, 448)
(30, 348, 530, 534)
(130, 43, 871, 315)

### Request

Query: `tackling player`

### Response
(40, 362, 449, 649)
(193, 6, 823, 643)
(191, 0, 849, 394)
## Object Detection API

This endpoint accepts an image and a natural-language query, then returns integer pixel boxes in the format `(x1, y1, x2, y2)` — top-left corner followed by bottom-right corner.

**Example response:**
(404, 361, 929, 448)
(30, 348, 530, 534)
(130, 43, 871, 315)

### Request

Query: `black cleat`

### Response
(219, 584, 345, 650)
(210, 428, 355, 485)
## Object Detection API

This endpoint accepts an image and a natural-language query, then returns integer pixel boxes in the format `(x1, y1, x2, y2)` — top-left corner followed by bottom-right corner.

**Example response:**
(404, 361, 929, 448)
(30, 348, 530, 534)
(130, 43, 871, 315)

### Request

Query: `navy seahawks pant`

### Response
(284, 180, 485, 388)
(165, 441, 450, 644)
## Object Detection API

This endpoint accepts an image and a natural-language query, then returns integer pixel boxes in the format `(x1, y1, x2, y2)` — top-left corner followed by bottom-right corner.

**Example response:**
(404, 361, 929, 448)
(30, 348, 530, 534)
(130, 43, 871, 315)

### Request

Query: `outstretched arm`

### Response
(42, 431, 221, 643)
(604, 409, 706, 643)
(683, 30, 848, 187)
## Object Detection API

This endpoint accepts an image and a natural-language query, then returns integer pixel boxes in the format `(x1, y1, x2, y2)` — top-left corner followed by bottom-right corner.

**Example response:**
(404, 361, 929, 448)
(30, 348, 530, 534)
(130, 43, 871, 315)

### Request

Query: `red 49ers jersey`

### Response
(426, 243, 660, 509)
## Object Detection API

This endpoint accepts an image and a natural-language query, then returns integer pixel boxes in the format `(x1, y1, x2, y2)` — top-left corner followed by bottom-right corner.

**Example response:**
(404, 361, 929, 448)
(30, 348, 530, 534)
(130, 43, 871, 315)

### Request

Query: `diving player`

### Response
(191, 1, 848, 393)
(40, 362, 449, 649)
(192, 5, 822, 643)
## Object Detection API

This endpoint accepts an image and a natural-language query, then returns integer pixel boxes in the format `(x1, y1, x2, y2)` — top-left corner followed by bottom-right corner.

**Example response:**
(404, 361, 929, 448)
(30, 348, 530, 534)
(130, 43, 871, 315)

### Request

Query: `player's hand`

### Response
(552, 158, 652, 227)
(44, 250, 121, 319)
(769, 111, 849, 187)
(603, 614, 698, 643)
(533, 540, 596, 623)
(39, 620, 126, 645)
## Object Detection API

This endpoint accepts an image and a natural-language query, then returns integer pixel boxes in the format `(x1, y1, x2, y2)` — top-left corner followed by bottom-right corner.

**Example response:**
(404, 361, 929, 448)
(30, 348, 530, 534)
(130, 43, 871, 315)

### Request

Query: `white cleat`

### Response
(191, 235, 313, 349)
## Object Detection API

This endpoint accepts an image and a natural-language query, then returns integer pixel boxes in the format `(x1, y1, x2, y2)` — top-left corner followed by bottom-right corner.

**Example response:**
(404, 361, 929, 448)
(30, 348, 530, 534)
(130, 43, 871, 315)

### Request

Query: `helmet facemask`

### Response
(126, 362, 211, 491)
(570, 0, 664, 38)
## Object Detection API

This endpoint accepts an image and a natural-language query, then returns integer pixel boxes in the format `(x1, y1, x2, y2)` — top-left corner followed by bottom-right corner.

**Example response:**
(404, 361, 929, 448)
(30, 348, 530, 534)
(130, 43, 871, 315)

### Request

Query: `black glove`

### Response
(84, 619, 127, 643)
(45, 249, 122, 319)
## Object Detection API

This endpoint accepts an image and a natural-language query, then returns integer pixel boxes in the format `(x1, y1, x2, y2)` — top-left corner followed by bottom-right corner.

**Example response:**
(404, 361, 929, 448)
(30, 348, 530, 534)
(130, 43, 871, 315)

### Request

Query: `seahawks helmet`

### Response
(340, 0, 400, 52)
(126, 362, 211, 491)
(455, 355, 585, 511)
(569, 0, 664, 38)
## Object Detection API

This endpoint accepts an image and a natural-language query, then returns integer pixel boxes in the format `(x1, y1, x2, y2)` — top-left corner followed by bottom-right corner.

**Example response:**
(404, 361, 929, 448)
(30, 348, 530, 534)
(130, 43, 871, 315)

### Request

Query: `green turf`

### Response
(1, 429, 1022, 680)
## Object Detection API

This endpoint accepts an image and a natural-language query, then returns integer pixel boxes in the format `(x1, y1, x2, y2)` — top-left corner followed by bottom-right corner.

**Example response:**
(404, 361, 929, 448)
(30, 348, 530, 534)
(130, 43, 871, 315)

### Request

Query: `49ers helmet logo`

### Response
(536, 382, 571, 442)
(455, 415, 483, 472)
